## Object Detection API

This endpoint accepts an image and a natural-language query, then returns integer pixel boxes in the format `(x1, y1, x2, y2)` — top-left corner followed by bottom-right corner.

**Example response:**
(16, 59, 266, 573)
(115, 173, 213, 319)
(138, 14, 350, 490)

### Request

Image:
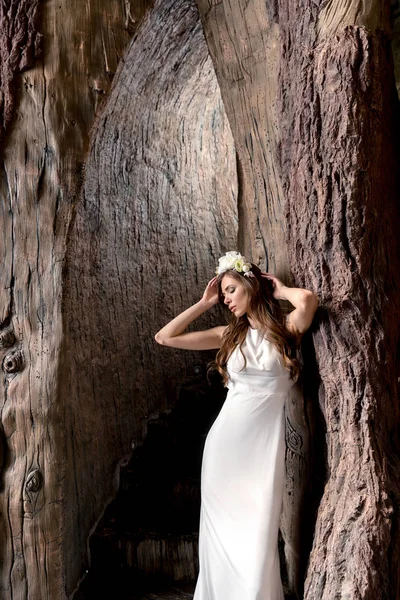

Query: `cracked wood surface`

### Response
(0, 1, 153, 598)
(195, 0, 287, 275)
(0, 0, 236, 596)
(0, 0, 42, 143)
(278, 2, 400, 599)
(0, 0, 237, 595)
(197, 0, 400, 598)
(1, 0, 399, 599)
(63, 0, 237, 596)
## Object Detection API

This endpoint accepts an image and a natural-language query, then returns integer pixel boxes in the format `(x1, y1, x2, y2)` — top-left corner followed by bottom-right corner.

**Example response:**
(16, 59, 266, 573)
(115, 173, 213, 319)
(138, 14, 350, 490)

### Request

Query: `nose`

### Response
(224, 296, 230, 305)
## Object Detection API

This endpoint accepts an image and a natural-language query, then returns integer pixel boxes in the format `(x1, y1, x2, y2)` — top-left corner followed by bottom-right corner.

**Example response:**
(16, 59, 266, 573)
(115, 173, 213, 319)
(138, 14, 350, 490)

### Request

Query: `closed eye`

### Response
(222, 287, 235, 297)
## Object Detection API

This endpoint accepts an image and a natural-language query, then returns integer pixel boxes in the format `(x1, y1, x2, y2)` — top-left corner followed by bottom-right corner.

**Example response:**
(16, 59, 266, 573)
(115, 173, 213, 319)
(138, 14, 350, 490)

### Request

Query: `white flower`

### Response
(234, 259, 244, 271)
(216, 251, 252, 276)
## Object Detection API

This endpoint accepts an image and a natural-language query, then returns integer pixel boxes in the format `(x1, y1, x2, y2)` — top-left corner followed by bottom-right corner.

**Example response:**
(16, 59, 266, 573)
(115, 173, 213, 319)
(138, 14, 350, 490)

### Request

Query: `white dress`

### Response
(193, 327, 292, 600)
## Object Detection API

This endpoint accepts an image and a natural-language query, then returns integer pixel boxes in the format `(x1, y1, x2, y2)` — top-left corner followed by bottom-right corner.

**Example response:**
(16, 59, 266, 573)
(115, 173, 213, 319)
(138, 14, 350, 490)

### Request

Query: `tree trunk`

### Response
(280, 8, 400, 600)
(0, 0, 236, 597)
(193, 0, 288, 275)
(0, 1, 142, 596)
(196, 0, 400, 598)
(2, 0, 400, 598)
(63, 0, 237, 594)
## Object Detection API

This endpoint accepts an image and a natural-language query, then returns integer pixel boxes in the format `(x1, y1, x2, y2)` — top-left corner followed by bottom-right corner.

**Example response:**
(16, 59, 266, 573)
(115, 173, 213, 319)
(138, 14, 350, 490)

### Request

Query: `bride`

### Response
(155, 251, 318, 600)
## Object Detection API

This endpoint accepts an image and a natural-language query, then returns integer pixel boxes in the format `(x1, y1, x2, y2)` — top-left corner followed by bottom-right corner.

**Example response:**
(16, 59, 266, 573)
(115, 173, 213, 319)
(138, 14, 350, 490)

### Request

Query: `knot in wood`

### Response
(286, 416, 303, 455)
(25, 470, 43, 493)
(0, 327, 15, 349)
(3, 349, 23, 373)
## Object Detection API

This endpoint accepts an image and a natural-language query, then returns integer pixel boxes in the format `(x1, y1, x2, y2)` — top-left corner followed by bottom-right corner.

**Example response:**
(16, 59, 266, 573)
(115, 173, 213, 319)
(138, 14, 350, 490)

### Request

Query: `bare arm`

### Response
(154, 277, 227, 350)
(262, 273, 318, 337)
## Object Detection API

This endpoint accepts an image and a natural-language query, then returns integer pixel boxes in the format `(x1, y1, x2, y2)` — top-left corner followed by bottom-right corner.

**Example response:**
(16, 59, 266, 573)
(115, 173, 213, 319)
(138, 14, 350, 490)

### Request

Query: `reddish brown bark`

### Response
(1, 0, 399, 598)
(280, 15, 400, 597)
(0, 1, 153, 598)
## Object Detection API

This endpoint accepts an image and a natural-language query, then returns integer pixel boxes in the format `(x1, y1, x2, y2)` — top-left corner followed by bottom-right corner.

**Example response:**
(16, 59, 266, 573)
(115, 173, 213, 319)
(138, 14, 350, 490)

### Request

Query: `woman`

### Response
(155, 251, 318, 600)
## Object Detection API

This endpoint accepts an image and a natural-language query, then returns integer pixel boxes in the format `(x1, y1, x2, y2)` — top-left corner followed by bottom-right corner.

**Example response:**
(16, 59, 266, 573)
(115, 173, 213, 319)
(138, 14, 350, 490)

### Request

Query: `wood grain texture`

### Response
(0, 0, 42, 143)
(316, 0, 388, 39)
(64, 0, 237, 596)
(197, 0, 400, 597)
(0, 1, 151, 598)
(278, 1, 400, 597)
(195, 0, 287, 276)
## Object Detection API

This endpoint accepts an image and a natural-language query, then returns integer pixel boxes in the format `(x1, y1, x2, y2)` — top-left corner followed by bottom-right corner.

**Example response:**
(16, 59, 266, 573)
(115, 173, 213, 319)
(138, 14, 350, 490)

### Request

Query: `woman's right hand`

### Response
(154, 275, 225, 350)
(201, 276, 219, 306)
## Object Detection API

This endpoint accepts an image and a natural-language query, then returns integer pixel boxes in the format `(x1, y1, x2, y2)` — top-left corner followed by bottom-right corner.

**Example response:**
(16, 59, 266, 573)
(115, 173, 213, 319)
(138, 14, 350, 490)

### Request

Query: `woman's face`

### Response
(221, 274, 250, 317)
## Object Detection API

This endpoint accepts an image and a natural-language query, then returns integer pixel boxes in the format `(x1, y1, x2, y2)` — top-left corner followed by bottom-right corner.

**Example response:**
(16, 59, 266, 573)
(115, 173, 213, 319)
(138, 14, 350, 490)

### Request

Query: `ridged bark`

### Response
(0, 1, 153, 598)
(279, 9, 400, 599)
(63, 0, 237, 596)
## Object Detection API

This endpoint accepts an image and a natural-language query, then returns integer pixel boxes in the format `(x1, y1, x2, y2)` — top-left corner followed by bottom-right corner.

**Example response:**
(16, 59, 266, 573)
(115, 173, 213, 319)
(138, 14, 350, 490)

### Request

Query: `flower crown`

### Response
(216, 251, 253, 277)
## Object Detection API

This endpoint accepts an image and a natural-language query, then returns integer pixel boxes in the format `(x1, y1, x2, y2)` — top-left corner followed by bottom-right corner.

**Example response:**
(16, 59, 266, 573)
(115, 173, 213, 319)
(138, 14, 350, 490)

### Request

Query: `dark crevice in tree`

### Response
(74, 373, 227, 599)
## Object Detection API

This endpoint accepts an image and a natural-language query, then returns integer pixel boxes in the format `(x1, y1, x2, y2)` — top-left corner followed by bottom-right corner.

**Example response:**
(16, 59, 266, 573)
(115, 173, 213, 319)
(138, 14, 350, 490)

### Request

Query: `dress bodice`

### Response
(226, 327, 292, 395)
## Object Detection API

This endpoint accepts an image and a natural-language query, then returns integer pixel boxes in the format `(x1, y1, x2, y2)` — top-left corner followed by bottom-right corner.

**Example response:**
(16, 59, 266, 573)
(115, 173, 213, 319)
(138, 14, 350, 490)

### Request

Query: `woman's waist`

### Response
(226, 375, 291, 396)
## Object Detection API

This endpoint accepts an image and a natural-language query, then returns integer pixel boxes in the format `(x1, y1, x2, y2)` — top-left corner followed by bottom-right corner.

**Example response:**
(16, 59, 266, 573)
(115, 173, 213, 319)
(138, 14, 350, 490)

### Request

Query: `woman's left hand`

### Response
(261, 272, 286, 300)
(262, 273, 319, 336)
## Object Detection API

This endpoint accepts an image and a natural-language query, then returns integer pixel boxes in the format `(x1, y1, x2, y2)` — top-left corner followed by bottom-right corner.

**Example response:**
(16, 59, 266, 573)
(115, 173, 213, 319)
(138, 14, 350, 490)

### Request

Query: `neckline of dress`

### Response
(248, 326, 259, 333)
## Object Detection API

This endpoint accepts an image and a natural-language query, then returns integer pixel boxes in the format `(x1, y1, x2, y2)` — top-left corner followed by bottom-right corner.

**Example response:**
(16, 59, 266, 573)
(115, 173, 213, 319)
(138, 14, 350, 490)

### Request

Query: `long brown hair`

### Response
(214, 264, 300, 384)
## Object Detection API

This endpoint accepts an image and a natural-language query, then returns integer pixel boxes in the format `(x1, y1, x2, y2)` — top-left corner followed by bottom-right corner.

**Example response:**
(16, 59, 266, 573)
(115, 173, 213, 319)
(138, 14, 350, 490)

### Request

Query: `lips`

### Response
(230, 306, 236, 312)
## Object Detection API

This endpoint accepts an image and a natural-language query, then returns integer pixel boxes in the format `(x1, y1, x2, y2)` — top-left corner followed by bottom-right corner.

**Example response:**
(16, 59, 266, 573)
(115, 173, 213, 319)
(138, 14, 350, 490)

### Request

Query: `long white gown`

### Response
(193, 326, 292, 600)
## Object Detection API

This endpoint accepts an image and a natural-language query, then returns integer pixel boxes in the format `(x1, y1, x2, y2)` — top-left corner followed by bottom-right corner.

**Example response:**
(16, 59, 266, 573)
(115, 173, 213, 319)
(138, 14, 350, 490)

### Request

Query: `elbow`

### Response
(154, 332, 166, 345)
(301, 290, 318, 312)
(155, 331, 173, 346)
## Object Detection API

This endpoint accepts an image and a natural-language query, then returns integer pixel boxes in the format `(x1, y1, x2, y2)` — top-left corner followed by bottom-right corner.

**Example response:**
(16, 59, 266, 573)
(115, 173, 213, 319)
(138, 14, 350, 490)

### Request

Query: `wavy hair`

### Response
(213, 264, 300, 384)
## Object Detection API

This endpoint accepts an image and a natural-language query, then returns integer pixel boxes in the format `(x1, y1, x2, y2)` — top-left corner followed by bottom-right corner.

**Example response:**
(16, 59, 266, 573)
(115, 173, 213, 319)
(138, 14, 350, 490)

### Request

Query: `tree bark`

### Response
(0, 0, 42, 145)
(0, 1, 142, 596)
(194, 0, 287, 275)
(0, 0, 236, 597)
(2, 0, 400, 598)
(279, 5, 400, 598)
(64, 0, 237, 594)
(196, 0, 400, 598)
